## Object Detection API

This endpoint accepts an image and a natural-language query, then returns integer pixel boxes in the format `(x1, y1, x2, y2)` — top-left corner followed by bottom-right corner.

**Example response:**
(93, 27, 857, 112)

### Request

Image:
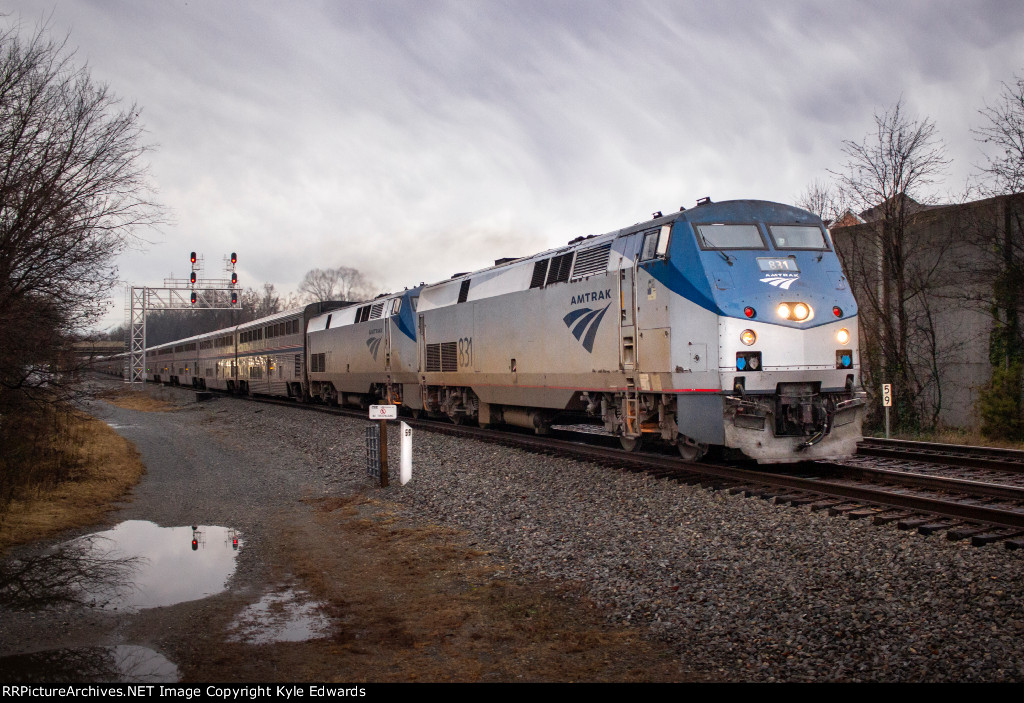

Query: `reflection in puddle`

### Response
(69, 521, 241, 610)
(0, 538, 138, 610)
(228, 589, 332, 644)
(0, 645, 178, 683)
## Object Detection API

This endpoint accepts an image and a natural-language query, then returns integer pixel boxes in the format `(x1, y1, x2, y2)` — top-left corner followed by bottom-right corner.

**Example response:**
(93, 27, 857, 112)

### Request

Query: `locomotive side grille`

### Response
(425, 343, 441, 372)
(458, 279, 471, 304)
(370, 301, 386, 319)
(294, 354, 302, 376)
(571, 242, 612, 279)
(529, 259, 549, 288)
(441, 342, 458, 371)
(547, 252, 574, 285)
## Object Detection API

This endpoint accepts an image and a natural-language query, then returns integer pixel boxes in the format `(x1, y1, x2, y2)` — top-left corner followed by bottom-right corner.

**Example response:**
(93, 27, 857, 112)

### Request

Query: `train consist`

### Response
(102, 199, 865, 463)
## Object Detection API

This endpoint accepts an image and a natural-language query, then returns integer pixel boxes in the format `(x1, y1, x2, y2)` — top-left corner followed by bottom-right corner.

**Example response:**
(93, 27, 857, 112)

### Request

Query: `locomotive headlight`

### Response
(740, 329, 757, 346)
(836, 328, 850, 345)
(777, 303, 790, 319)
(792, 303, 810, 320)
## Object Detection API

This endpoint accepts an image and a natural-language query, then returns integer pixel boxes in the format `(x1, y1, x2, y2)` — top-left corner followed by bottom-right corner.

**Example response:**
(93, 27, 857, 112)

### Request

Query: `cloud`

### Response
(12, 0, 1024, 328)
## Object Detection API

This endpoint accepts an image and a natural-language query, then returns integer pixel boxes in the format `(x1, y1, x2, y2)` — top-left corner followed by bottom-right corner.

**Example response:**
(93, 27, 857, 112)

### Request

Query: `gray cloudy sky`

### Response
(10, 0, 1024, 329)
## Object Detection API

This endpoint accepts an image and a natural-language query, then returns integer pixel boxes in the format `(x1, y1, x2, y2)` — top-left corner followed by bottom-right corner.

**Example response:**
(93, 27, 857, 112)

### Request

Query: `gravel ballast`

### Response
(214, 394, 1024, 683)
(11, 383, 1020, 682)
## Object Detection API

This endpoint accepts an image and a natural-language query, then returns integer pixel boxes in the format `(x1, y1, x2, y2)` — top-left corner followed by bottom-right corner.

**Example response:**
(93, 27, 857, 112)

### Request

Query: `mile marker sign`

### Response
(370, 405, 398, 420)
(882, 384, 892, 407)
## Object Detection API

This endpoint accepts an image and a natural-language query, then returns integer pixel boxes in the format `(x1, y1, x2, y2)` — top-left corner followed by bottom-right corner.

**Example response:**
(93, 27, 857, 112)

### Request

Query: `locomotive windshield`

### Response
(767, 225, 830, 250)
(695, 224, 767, 250)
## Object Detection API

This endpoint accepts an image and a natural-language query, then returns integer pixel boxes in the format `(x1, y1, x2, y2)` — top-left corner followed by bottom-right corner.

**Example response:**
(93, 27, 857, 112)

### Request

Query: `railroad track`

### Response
(858, 436, 1024, 473)
(142, 381, 1024, 550)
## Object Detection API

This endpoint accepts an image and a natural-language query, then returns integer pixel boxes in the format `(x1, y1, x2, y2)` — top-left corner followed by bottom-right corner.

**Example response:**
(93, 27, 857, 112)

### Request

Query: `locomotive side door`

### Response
(617, 235, 642, 371)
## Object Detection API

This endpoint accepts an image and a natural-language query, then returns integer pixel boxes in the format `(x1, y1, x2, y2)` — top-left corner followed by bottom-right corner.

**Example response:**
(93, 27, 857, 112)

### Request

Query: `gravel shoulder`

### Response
(2, 379, 1023, 682)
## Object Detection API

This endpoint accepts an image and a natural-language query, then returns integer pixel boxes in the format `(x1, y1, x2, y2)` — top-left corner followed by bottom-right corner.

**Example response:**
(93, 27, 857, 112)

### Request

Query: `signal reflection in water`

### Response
(70, 520, 241, 610)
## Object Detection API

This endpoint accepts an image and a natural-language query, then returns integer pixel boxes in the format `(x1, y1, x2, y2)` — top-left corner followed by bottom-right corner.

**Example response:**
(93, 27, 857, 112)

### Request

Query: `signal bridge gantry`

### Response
(125, 252, 241, 387)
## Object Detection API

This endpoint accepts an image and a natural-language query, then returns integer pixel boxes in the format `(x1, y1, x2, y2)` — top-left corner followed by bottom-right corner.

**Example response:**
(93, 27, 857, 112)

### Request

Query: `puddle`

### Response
(228, 588, 332, 644)
(0, 645, 178, 682)
(68, 520, 241, 611)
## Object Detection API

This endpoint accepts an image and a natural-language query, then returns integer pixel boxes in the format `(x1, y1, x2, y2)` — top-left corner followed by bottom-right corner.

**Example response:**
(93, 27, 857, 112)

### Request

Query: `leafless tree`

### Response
(796, 178, 849, 225)
(0, 20, 160, 405)
(297, 266, 374, 303)
(829, 99, 951, 431)
(968, 75, 1024, 437)
(974, 74, 1024, 196)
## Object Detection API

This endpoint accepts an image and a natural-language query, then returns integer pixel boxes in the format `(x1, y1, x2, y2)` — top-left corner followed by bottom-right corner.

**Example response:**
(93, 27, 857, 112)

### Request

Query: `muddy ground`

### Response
(0, 381, 698, 683)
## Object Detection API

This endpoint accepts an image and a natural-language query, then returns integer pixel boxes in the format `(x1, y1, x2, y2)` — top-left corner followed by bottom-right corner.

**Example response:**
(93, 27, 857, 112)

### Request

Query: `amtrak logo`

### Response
(760, 274, 799, 290)
(366, 336, 382, 361)
(563, 304, 610, 353)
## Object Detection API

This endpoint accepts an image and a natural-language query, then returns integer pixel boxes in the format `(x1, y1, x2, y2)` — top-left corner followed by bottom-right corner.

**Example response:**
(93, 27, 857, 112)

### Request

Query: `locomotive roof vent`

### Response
(450, 272, 469, 279)
(697, 196, 713, 206)
(652, 211, 663, 219)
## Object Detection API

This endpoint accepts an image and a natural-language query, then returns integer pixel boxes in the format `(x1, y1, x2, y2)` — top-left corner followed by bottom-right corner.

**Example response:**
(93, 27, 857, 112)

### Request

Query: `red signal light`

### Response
(231, 272, 238, 286)
(190, 291, 197, 305)
(191, 538, 198, 551)
(230, 252, 237, 265)
(744, 306, 756, 318)
(833, 306, 843, 317)
(231, 291, 238, 305)
(190, 251, 197, 264)
(190, 271, 196, 284)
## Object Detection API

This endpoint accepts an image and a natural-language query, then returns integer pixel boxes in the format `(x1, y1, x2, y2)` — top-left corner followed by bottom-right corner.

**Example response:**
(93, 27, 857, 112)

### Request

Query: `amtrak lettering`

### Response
(570, 289, 612, 305)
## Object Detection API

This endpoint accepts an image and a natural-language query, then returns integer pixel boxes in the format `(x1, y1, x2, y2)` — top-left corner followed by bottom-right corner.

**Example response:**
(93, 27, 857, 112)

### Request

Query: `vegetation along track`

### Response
(156, 381, 1024, 551)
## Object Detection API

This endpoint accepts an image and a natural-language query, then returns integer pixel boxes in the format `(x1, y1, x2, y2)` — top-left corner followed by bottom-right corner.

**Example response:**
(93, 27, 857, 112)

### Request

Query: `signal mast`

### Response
(124, 252, 241, 387)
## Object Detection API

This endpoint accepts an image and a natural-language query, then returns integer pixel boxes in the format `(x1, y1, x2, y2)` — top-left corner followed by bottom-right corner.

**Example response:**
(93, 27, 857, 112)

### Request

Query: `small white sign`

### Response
(882, 384, 892, 407)
(369, 404, 398, 420)
(400, 421, 413, 485)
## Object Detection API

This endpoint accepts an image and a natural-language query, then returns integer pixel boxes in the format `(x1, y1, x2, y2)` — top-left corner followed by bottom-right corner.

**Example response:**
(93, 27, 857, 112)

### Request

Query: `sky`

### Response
(8, 0, 1024, 331)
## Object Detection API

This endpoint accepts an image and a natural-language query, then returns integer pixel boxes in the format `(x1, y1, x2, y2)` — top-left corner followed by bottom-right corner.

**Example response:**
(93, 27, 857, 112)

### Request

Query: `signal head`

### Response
(190, 251, 197, 264)
(230, 252, 237, 265)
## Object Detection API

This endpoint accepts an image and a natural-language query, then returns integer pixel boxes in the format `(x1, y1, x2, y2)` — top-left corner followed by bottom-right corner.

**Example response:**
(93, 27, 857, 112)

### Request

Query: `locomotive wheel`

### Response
(619, 435, 643, 452)
(677, 437, 707, 461)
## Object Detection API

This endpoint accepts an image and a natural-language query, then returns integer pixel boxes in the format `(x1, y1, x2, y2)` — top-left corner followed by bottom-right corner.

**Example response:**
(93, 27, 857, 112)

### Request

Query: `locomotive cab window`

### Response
(640, 224, 672, 261)
(767, 225, 830, 251)
(695, 224, 767, 250)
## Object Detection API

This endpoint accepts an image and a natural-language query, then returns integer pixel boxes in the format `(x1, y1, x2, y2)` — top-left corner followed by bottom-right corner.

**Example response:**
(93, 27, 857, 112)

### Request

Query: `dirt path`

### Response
(0, 383, 697, 683)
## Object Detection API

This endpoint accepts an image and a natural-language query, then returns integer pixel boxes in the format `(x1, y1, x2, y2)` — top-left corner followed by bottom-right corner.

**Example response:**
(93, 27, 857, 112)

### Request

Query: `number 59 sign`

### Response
(881, 384, 892, 407)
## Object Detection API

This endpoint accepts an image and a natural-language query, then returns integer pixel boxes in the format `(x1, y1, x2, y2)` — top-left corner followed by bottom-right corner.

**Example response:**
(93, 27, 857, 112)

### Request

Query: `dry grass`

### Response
(0, 409, 145, 553)
(97, 389, 176, 413)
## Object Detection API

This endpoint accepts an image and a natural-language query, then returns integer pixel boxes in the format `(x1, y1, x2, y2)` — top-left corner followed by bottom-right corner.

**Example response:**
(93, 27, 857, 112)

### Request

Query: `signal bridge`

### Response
(125, 252, 241, 386)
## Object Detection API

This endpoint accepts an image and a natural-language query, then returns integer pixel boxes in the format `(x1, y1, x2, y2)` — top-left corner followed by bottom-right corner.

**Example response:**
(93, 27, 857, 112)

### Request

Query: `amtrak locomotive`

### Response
(104, 198, 864, 464)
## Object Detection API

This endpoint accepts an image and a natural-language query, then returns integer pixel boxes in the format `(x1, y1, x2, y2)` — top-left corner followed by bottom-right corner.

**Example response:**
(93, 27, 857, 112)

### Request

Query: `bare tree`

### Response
(829, 99, 951, 432)
(796, 177, 849, 225)
(252, 283, 281, 318)
(969, 74, 1024, 437)
(0, 20, 160, 403)
(974, 74, 1024, 196)
(297, 266, 374, 303)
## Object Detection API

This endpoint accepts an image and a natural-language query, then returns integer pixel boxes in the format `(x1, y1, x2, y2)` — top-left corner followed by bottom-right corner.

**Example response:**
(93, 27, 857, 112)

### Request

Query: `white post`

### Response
(400, 421, 413, 485)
